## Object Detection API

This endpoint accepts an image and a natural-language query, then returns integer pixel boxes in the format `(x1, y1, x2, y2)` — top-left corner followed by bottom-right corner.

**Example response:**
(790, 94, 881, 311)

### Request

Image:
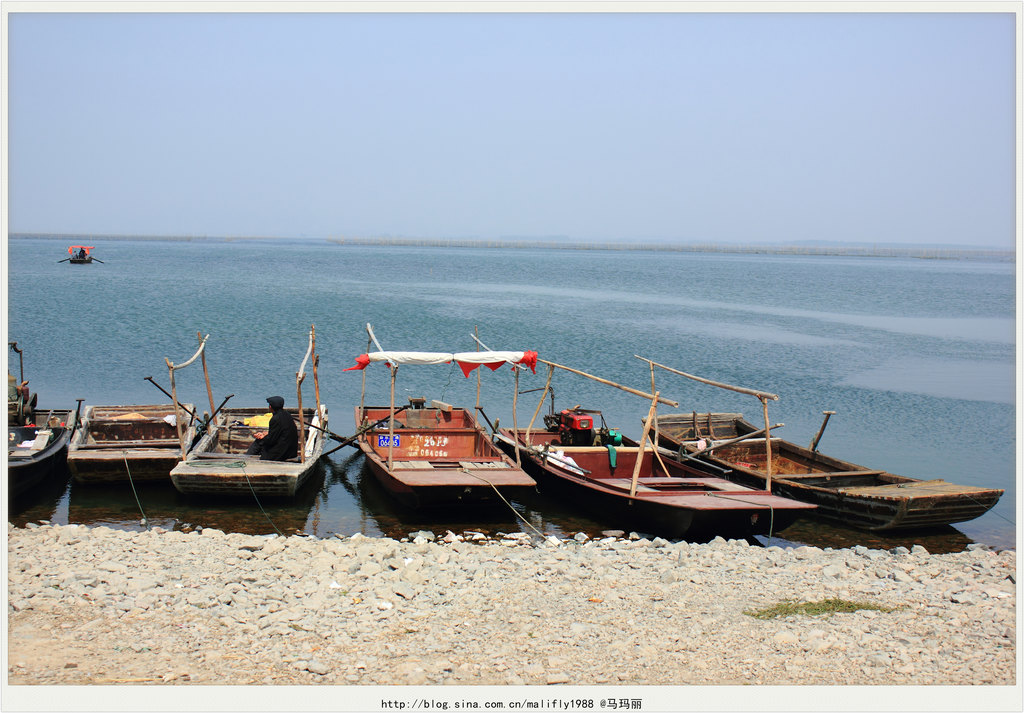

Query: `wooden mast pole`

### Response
(165, 334, 209, 459)
(630, 394, 660, 497)
(312, 325, 322, 421)
(511, 368, 521, 466)
(538, 359, 679, 408)
(636, 355, 779, 492)
(474, 326, 481, 413)
(388, 365, 397, 470)
(525, 363, 555, 445)
(198, 331, 216, 418)
(295, 327, 314, 464)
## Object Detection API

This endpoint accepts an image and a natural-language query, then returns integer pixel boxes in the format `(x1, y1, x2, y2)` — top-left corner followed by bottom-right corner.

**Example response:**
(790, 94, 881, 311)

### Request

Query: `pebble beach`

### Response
(5, 522, 1019, 711)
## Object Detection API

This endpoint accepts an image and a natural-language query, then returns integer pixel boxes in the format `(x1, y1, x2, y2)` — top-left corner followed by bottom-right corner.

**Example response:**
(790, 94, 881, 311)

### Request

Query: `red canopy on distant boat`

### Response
(67, 245, 94, 255)
(344, 350, 538, 377)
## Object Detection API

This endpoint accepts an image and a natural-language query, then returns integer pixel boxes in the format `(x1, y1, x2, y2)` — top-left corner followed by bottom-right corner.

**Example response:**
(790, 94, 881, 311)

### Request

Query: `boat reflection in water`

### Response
(8, 450, 985, 554)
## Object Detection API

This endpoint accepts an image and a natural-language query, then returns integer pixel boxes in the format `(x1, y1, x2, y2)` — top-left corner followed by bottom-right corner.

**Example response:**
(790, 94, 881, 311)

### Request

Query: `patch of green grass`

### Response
(744, 597, 899, 620)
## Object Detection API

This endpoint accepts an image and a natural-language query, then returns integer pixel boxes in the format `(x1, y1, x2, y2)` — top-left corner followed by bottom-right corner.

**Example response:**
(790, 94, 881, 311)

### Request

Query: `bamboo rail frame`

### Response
(165, 334, 208, 458)
(635, 355, 779, 491)
(295, 326, 315, 464)
(537, 359, 679, 408)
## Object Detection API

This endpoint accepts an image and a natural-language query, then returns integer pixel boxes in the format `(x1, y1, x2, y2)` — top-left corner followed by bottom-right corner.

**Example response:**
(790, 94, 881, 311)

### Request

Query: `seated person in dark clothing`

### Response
(246, 395, 298, 460)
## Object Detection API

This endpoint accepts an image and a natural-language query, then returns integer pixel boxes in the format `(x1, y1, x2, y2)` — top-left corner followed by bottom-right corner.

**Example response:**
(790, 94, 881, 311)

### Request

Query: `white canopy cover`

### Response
(344, 350, 538, 376)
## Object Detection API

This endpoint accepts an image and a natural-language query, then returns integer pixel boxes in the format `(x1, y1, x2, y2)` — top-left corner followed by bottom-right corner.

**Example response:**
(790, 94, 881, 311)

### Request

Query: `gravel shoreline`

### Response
(5, 522, 1019, 709)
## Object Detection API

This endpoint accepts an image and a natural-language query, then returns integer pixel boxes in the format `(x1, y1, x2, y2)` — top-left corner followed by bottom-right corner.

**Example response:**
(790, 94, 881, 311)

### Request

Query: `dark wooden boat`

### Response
(354, 400, 536, 508)
(66, 245, 96, 264)
(495, 408, 816, 540)
(8, 407, 78, 497)
(68, 404, 197, 483)
(651, 412, 1004, 531)
(170, 405, 328, 497)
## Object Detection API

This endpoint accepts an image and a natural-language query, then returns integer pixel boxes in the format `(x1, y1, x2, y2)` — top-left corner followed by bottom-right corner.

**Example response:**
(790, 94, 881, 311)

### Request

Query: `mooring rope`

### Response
(460, 468, 547, 540)
(123, 454, 149, 529)
(183, 457, 284, 536)
(241, 464, 285, 537)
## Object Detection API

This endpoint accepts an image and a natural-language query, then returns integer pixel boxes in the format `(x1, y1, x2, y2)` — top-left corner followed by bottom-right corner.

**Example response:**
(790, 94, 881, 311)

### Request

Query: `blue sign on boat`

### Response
(377, 435, 400, 448)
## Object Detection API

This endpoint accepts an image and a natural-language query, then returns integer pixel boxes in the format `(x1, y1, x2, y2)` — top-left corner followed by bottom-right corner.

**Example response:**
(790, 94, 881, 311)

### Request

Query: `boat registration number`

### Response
(377, 435, 400, 447)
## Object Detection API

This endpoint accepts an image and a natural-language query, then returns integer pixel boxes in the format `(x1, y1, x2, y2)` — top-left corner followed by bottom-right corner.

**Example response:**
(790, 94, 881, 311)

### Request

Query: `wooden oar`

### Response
(91, 258, 105, 263)
(143, 376, 201, 422)
(57, 258, 71, 263)
(676, 423, 784, 461)
(320, 406, 411, 458)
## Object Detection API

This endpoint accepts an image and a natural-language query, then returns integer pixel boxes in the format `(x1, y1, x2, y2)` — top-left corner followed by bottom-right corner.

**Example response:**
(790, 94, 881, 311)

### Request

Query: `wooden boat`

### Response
(65, 245, 98, 264)
(67, 404, 197, 483)
(169, 326, 329, 497)
(355, 400, 536, 508)
(344, 332, 539, 508)
(651, 412, 1005, 531)
(8, 407, 78, 497)
(495, 408, 816, 540)
(170, 405, 328, 497)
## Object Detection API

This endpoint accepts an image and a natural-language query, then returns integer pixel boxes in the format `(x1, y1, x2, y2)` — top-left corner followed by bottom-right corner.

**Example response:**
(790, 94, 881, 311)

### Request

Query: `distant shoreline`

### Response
(9, 232, 1015, 261)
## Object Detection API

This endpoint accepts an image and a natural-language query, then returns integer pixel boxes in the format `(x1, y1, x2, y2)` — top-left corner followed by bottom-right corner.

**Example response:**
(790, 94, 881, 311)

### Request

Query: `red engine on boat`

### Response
(556, 409, 594, 446)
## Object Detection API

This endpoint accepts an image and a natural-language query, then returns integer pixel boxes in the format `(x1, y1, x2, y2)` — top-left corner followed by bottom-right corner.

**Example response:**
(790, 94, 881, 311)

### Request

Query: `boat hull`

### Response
(653, 413, 1004, 532)
(170, 406, 328, 497)
(8, 419, 74, 497)
(68, 404, 196, 484)
(354, 404, 535, 508)
(498, 429, 814, 541)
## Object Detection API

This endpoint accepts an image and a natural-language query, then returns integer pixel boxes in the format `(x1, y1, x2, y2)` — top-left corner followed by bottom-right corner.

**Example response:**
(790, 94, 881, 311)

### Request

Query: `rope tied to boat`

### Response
(238, 462, 285, 537)
(123, 453, 149, 530)
(458, 467, 547, 540)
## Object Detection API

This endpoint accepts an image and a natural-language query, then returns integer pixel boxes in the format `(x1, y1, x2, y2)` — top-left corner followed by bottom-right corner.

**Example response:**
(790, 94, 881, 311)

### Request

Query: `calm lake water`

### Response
(6, 237, 1017, 552)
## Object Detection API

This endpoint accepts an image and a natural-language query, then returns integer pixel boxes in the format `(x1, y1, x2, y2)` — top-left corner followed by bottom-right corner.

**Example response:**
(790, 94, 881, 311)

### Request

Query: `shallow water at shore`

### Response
(8, 448, 1008, 555)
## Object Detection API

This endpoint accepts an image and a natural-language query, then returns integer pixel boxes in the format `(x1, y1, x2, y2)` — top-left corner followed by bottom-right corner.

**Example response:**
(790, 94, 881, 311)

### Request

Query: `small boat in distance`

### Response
(63, 245, 102, 264)
(67, 403, 197, 483)
(652, 412, 1004, 532)
(497, 407, 816, 541)
(170, 404, 328, 497)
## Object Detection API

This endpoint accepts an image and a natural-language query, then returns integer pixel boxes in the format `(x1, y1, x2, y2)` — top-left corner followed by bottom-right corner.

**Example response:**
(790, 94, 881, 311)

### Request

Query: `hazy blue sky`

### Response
(6, 9, 1018, 246)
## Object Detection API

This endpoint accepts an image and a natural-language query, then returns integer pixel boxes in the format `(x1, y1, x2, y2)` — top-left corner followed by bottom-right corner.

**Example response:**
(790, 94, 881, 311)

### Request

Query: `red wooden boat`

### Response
(345, 338, 539, 508)
(354, 401, 535, 508)
(496, 407, 816, 541)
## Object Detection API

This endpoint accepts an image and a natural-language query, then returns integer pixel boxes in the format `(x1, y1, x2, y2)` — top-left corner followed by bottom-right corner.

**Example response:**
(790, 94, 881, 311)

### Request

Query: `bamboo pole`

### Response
(359, 331, 372, 414)
(166, 362, 184, 458)
(637, 355, 779, 492)
(474, 326, 481, 413)
(165, 334, 209, 458)
(634, 356, 779, 402)
(312, 325, 322, 420)
(198, 331, 215, 417)
(630, 394, 660, 497)
(525, 363, 555, 446)
(761, 395, 772, 491)
(512, 368, 521, 467)
(538, 359, 679, 407)
(387, 365, 397, 470)
(295, 327, 314, 464)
